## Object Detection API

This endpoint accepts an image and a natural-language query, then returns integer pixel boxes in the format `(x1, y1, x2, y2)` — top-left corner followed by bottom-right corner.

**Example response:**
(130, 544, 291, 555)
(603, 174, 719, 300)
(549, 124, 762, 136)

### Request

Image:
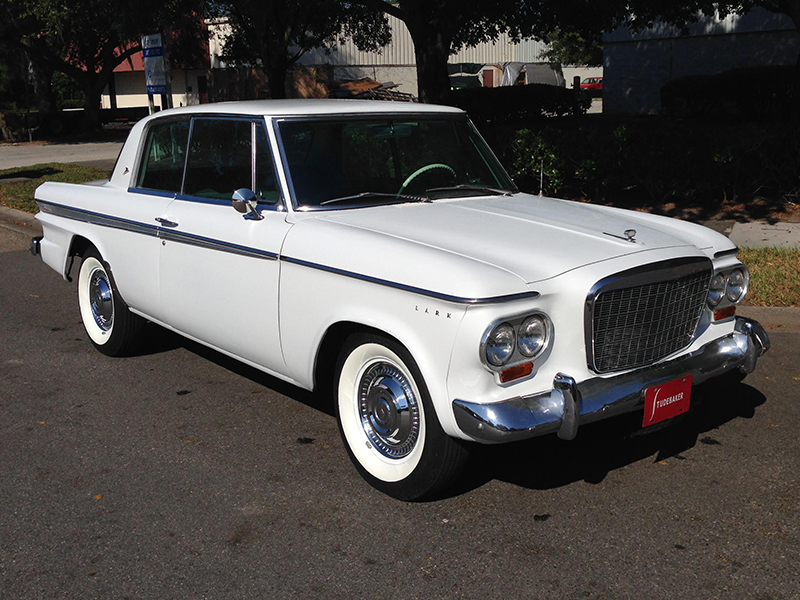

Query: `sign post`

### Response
(142, 34, 172, 113)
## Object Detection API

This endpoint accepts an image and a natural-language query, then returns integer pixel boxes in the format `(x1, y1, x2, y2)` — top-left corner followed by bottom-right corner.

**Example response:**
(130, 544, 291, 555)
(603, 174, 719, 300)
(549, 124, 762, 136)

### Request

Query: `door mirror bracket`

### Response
(232, 188, 264, 221)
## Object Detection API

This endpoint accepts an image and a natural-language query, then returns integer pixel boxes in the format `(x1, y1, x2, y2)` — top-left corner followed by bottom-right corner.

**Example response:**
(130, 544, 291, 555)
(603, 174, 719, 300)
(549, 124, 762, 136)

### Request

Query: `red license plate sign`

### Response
(643, 375, 692, 427)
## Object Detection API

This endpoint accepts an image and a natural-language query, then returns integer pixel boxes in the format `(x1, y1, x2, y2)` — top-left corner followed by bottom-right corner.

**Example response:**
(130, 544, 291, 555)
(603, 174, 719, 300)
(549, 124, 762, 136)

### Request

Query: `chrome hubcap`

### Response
(358, 361, 420, 459)
(89, 268, 113, 331)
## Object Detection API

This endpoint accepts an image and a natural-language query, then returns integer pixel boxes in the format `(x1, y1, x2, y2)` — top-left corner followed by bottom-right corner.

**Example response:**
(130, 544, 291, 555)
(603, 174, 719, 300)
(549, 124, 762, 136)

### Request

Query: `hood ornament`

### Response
(603, 229, 638, 243)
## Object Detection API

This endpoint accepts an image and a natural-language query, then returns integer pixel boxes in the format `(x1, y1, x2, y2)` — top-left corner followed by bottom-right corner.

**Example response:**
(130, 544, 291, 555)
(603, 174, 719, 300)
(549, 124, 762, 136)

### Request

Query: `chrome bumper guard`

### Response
(453, 316, 770, 444)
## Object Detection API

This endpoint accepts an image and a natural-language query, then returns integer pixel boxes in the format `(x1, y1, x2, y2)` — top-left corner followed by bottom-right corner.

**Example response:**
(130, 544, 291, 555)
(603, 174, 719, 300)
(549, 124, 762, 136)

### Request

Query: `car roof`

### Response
(150, 99, 465, 119)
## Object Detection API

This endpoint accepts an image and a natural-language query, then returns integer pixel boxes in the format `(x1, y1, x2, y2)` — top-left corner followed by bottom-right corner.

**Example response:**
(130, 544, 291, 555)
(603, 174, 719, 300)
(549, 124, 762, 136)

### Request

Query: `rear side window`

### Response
(136, 119, 190, 193)
(183, 118, 279, 203)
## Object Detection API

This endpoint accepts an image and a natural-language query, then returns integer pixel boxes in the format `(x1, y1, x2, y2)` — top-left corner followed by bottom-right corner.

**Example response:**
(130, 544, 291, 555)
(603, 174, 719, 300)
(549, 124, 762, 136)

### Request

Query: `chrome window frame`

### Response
(272, 113, 518, 212)
(131, 113, 287, 212)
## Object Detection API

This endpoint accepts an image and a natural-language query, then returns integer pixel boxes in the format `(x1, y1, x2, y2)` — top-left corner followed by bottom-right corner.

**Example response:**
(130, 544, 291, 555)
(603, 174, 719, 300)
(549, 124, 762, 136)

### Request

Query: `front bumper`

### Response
(453, 316, 770, 443)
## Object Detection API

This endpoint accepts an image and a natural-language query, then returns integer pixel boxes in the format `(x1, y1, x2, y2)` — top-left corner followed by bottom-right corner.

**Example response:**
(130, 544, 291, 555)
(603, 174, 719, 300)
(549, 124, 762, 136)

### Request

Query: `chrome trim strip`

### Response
(128, 187, 177, 199)
(281, 255, 540, 305)
(453, 316, 770, 444)
(159, 228, 278, 260)
(35, 200, 278, 261)
(37, 200, 160, 237)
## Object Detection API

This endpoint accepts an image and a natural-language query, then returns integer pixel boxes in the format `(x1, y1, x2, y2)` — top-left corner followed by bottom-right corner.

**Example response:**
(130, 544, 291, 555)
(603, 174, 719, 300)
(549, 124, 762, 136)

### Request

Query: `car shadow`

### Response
(128, 326, 766, 498)
(443, 374, 766, 498)
(142, 323, 334, 417)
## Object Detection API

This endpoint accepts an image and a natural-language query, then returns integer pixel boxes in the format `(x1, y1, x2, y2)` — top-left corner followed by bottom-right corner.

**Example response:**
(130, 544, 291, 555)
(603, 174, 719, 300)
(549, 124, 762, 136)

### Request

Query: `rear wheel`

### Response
(334, 334, 468, 500)
(77, 248, 144, 356)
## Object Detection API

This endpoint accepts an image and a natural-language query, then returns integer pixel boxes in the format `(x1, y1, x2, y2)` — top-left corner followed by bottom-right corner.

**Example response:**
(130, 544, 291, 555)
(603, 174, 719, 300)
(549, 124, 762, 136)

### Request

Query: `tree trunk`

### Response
(268, 63, 288, 99)
(78, 76, 107, 132)
(412, 34, 454, 104)
(403, 9, 454, 104)
(27, 57, 57, 118)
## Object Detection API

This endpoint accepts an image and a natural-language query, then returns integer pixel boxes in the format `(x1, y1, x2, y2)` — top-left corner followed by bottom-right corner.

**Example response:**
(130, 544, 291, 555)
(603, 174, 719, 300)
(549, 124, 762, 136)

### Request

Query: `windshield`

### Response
(277, 115, 517, 209)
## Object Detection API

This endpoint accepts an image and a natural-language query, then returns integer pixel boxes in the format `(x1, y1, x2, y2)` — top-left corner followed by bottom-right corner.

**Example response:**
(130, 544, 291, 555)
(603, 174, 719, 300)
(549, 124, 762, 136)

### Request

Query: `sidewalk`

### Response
(0, 140, 123, 171)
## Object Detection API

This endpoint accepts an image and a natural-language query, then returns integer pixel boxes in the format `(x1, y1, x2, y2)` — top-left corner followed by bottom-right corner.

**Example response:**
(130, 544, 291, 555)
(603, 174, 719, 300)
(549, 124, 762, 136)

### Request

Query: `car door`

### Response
(157, 116, 292, 374)
(101, 117, 190, 315)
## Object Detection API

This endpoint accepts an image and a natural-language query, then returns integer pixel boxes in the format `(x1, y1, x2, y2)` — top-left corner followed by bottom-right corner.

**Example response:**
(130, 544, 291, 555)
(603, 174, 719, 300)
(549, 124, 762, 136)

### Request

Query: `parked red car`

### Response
(580, 77, 603, 91)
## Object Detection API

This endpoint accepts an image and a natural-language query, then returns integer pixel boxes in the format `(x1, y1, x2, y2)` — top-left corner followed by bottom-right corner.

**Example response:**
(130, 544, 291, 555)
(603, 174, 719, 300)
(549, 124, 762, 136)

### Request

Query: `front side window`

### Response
(278, 116, 517, 209)
(137, 119, 190, 193)
(183, 118, 279, 203)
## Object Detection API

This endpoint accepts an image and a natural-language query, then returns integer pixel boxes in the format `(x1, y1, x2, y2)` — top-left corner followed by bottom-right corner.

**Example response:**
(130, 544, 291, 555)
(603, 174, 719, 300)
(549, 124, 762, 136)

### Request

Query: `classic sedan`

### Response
(31, 99, 769, 500)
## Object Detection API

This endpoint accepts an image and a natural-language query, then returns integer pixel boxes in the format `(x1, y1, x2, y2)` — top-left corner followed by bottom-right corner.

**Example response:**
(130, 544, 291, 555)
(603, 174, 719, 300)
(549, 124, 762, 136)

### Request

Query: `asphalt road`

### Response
(1, 231, 799, 600)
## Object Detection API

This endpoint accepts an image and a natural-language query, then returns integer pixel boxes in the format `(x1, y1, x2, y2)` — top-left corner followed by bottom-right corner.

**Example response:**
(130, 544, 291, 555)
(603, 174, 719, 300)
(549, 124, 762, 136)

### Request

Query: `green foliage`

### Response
(0, 163, 110, 212)
(51, 72, 85, 109)
(215, 0, 390, 98)
(0, 0, 207, 128)
(482, 117, 800, 221)
(541, 29, 603, 66)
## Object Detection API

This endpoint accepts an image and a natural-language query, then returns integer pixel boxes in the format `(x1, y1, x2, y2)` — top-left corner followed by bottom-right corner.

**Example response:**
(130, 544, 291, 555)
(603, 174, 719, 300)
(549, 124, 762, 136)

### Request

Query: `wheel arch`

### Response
(64, 235, 96, 280)
(311, 318, 461, 439)
(313, 321, 402, 396)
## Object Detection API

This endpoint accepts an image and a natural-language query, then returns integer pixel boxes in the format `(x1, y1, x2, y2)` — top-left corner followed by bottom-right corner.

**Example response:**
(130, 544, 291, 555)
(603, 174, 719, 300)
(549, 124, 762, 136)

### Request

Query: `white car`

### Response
(31, 99, 770, 500)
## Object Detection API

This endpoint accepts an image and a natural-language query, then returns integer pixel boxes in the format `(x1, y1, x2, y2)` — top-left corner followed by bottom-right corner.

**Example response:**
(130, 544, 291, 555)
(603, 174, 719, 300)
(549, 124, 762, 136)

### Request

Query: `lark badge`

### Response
(643, 375, 692, 427)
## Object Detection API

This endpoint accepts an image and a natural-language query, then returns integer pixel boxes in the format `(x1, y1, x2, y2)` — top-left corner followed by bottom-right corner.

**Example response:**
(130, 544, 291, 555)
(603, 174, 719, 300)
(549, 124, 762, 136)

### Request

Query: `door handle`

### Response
(155, 217, 179, 228)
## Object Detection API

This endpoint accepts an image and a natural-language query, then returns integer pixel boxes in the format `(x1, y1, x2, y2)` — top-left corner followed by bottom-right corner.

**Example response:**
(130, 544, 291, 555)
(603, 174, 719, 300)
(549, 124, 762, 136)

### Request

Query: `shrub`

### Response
(480, 117, 800, 221)
(450, 84, 590, 126)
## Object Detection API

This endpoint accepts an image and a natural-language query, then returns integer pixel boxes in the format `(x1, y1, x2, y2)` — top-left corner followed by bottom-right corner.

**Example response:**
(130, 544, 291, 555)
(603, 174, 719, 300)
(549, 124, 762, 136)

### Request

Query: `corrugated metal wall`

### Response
(299, 15, 547, 66)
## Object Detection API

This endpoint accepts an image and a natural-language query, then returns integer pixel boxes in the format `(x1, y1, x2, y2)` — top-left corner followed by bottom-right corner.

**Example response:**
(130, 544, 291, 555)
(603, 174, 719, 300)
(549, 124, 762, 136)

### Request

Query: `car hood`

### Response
(283, 194, 733, 300)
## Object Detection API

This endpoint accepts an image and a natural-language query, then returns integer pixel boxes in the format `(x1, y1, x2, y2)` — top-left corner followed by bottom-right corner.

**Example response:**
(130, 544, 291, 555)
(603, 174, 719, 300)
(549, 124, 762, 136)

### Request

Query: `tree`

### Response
(215, 0, 391, 100)
(0, 0, 207, 130)
(351, 0, 563, 104)
(542, 29, 603, 67)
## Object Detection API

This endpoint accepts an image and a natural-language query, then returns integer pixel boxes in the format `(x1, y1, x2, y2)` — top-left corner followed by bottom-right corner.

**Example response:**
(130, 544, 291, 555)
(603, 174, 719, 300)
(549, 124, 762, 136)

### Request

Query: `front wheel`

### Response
(334, 334, 468, 500)
(77, 248, 145, 357)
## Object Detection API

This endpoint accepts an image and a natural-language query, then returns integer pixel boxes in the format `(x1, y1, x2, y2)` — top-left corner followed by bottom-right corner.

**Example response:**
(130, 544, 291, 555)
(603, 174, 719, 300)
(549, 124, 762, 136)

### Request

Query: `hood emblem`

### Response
(604, 229, 638, 243)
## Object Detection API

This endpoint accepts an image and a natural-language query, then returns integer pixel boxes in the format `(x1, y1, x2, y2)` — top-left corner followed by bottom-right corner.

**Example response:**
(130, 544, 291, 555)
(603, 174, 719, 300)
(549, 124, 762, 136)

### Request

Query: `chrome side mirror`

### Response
(232, 188, 264, 221)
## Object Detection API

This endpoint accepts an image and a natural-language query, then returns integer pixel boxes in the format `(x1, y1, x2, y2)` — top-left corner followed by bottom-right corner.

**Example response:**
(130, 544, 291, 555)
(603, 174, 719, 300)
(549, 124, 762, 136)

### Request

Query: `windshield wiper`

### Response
(426, 184, 515, 197)
(319, 191, 430, 206)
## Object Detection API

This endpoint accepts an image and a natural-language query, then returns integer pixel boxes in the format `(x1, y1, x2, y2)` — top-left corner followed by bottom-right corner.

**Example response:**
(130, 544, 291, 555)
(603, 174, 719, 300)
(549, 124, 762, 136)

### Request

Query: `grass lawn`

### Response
(1, 161, 797, 307)
(738, 247, 800, 307)
(0, 163, 110, 213)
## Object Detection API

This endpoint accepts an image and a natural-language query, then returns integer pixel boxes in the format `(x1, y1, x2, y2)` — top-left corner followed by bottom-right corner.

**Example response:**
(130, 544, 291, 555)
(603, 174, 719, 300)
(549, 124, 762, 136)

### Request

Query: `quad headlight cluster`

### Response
(482, 313, 551, 371)
(707, 266, 749, 308)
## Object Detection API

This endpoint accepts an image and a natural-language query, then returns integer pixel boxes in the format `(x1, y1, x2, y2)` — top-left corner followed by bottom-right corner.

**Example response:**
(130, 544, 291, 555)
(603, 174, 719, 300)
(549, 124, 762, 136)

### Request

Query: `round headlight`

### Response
(708, 273, 726, 307)
(726, 269, 747, 302)
(485, 323, 515, 366)
(518, 315, 548, 357)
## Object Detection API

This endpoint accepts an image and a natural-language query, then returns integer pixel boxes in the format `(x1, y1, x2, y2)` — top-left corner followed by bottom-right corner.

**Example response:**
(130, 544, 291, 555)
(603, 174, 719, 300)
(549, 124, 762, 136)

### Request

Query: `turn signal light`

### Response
(714, 306, 736, 321)
(500, 362, 533, 383)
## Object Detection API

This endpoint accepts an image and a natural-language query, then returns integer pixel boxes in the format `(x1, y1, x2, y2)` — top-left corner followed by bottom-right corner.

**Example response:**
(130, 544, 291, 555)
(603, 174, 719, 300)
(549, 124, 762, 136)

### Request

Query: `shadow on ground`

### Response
(130, 323, 766, 498)
(450, 374, 765, 497)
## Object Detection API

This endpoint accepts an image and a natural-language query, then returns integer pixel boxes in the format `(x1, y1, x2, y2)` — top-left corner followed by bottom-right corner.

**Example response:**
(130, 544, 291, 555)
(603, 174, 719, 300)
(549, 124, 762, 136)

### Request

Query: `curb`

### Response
(0, 205, 42, 236)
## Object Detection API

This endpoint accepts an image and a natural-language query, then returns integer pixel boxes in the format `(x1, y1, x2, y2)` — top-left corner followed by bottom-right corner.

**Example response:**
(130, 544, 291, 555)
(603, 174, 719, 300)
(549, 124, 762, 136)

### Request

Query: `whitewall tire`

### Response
(335, 334, 468, 500)
(77, 248, 144, 357)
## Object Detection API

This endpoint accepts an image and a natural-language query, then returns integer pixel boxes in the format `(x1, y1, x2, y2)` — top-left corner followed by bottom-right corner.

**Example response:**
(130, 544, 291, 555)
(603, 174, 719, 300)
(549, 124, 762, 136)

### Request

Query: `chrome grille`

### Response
(590, 263, 711, 373)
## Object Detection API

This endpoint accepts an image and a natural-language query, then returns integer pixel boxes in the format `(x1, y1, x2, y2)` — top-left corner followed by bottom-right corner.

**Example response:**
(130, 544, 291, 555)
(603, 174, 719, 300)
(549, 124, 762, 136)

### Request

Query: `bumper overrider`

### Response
(453, 316, 770, 443)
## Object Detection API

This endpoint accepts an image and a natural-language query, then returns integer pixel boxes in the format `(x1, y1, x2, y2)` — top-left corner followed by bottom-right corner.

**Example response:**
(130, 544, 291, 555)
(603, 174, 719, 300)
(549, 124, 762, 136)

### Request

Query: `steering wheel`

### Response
(398, 163, 456, 195)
